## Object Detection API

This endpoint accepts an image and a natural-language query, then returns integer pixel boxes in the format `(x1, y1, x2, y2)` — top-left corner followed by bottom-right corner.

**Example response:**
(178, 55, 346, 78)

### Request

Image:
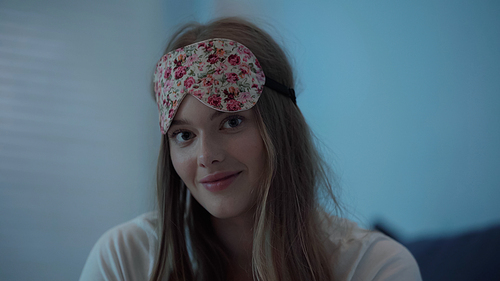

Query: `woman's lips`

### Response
(199, 171, 241, 192)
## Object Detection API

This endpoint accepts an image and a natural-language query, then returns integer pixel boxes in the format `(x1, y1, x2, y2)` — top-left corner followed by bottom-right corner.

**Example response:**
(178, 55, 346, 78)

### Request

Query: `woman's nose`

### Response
(197, 133, 225, 168)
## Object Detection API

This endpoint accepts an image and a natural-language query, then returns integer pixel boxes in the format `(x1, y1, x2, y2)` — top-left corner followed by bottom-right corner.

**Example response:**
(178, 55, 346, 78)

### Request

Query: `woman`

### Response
(80, 17, 421, 281)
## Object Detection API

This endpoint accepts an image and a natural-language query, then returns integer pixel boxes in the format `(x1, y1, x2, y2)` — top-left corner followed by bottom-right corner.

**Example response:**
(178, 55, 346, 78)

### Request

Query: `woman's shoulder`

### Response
(79, 212, 159, 281)
(322, 216, 422, 281)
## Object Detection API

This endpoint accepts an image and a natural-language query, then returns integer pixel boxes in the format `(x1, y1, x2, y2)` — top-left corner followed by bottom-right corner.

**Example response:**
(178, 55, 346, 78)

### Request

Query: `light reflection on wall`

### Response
(0, 1, 165, 280)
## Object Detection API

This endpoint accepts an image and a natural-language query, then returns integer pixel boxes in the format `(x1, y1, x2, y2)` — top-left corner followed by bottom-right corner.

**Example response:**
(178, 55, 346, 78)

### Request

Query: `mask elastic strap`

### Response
(264, 77, 297, 105)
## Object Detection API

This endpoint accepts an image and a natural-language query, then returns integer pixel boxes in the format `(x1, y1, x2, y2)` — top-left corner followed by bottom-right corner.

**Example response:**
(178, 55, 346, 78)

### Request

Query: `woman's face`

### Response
(168, 95, 266, 220)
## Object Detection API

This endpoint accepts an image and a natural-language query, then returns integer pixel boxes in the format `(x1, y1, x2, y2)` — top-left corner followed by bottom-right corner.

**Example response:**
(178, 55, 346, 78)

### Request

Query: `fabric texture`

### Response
(153, 38, 265, 134)
(79, 212, 421, 281)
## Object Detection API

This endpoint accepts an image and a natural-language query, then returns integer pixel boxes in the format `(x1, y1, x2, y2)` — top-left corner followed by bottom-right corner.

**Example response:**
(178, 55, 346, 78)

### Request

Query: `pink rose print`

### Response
(223, 86, 239, 101)
(201, 41, 214, 53)
(240, 64, 250, 77)
(165, 79, 173, 89)
(228, 86, 239, 94)
(225, 72, 239, 83)
(237, 92, 251, 103)
(203, 77, 213, 87)
(198, 61, 205, 72)
(216, 48, 225, 57)
(155, 38, 268, 135)
(255, 59, 261, 69)
(185, 53, 199, 67)
(174, 66, 186, 79)
(223, 90, 235, 101)
(193, 90, 204, 99)
(207, 54, 219, 64)
(228, 54, 241, 66)
(256, 72, 265, 83)
(174, 58, 183, 68)
(214, 63, 228, 75)
(226, 99, 241, 111)
(208, 94, 221, 107)
(184, 77, 195, 88)
(237, 45, 245, 55)
(164, 67, 172, 79)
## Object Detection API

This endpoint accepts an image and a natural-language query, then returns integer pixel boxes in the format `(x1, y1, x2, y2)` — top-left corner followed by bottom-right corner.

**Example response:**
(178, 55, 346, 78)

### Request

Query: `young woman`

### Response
(80, 17, 421, 281)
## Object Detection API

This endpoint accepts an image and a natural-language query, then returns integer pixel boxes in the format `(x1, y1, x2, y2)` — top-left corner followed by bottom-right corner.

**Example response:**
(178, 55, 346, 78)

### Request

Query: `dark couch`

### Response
(374, 223, 500, 281)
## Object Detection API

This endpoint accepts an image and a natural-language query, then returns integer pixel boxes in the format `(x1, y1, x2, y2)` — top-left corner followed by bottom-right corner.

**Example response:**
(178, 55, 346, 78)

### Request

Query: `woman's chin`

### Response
(205, 204, 255, 222)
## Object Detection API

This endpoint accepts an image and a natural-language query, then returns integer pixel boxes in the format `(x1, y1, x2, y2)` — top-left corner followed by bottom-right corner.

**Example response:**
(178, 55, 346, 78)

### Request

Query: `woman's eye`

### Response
(222, 116, 243, 129)
(174, 131, 194, 143)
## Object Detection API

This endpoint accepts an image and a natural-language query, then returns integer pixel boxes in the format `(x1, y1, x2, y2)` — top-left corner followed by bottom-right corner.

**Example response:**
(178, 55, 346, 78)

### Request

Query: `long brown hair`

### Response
(150, 17, 341, 281)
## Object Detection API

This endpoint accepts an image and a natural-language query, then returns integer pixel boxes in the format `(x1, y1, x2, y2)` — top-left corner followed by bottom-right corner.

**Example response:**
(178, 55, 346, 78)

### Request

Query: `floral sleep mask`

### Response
(153, 38, 295, 134)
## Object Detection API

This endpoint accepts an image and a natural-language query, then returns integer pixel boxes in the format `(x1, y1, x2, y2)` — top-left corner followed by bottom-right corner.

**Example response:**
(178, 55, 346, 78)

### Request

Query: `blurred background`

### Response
(1, 0, 499, 280)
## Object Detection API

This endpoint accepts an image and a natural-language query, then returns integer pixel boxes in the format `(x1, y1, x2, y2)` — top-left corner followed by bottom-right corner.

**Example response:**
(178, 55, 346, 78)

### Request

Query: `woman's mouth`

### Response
(199, 171, 241, 192)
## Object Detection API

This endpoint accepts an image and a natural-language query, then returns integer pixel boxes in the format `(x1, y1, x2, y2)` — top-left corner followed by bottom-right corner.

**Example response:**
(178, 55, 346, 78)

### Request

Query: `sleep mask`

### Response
(153, 38, 295, 134)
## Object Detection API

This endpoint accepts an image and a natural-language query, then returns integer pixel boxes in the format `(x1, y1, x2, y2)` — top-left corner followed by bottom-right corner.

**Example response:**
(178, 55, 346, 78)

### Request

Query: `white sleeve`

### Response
(79, 220, 151, 281)
(351, 235, 422, 281)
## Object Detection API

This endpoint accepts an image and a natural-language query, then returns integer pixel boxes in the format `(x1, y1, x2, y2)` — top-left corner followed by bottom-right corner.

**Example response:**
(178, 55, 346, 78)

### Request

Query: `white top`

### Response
(79, 212, 421, 281)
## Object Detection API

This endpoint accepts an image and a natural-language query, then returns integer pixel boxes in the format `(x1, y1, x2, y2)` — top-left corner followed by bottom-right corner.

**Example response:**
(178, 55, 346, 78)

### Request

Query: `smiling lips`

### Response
(199, 171, 241, 192)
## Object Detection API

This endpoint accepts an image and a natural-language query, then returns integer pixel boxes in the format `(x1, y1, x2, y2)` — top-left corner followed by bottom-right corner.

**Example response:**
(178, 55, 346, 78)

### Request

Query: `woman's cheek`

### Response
(170, 150, 197, 186)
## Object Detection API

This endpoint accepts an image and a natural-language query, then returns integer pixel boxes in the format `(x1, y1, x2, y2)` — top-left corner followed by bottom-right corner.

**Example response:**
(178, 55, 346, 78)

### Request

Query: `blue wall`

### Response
(193, 0, 500, 239)
(286, 0, 500, 240)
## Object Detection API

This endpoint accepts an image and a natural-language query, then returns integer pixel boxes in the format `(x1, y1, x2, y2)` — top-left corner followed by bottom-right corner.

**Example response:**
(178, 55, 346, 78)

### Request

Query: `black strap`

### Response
(264, 77, 297, 105)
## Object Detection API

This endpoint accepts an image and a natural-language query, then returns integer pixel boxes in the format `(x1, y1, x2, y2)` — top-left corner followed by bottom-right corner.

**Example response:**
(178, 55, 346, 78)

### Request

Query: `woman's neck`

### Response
(211, 212, 254, 279)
